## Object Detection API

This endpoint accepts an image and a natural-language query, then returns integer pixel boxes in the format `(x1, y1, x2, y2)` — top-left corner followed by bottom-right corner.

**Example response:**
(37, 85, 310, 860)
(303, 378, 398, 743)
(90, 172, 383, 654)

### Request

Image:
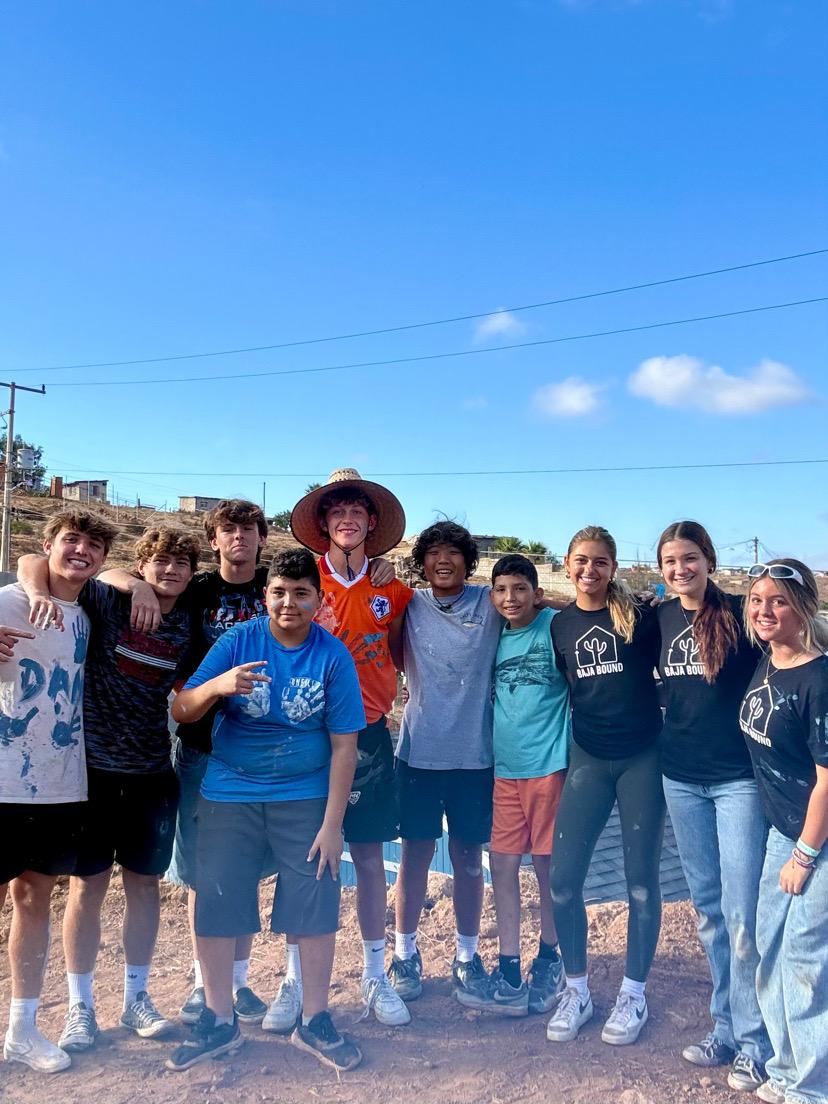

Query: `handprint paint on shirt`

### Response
(280, 678, 325, 724)
(73, 619, 89, 663)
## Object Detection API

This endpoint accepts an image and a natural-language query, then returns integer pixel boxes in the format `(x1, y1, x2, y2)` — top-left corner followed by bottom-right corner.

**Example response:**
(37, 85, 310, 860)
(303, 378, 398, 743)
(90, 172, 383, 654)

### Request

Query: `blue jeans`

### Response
(663, 776, 770, 1063)
(165, 740, 210, 888)
(757, 827, 828, 1104)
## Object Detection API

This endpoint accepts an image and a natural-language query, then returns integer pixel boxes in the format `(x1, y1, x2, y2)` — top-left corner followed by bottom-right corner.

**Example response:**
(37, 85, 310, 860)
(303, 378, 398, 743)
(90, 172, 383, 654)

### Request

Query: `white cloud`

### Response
(473, 309, 526, 344)
(627, 356, 810, 415)
(532, 376, 605, 420)
(461, 396, 488, 410)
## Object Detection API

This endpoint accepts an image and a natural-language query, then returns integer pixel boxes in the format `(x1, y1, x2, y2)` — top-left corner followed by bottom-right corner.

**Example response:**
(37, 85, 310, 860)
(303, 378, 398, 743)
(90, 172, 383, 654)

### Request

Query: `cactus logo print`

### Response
(740, 684, 773, 746)
(574, 625, 623, 678)
(664, 626, 703, 676)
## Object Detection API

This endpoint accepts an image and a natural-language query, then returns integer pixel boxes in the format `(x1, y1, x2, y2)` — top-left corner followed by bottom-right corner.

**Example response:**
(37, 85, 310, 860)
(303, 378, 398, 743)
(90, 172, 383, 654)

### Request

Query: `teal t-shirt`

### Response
(493, 607, 571, 779)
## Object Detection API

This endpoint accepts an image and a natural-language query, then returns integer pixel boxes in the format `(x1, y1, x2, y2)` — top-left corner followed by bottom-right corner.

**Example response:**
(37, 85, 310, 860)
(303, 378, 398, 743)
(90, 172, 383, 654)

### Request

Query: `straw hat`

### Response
(290, 469, 406, 557)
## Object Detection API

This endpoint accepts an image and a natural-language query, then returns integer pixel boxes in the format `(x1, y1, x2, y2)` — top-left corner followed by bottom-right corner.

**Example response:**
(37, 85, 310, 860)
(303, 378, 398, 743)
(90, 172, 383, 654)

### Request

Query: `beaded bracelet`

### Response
(796, 837, 821, 859)
(792, 849, 815, 869)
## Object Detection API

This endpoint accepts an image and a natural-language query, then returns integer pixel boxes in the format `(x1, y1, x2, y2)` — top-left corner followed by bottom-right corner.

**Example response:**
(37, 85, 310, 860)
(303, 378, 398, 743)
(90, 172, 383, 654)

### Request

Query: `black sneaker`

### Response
(682, 1032, 736, 1067)
(233, 986, 267, 1023)
(291, 1012, 362, 1071)
(527, 954, 565, 1015)
(166, 1009, 243, 1072)
(455, 969, 529, 1017)
(727, 1053, 767, 1092)
(179, 986, 206, 1025)
(388, 951, 423, 1001)
(451, 953, 488, 994)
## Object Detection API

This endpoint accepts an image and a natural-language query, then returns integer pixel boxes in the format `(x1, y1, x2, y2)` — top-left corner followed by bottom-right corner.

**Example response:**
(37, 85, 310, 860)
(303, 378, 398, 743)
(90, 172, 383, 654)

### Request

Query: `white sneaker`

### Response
(546, 988, 593, 1042)
(262, 978, 302, 1034)
(361, 974, 411, 1026)
(4, 1029, 72, 1074)
(601, 992, 648, 1045)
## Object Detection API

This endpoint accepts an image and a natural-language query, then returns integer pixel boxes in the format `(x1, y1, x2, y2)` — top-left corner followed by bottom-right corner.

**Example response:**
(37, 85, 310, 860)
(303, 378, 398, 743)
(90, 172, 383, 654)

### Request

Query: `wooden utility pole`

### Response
(0, 382, 46, 572)
(753, 536, 759, 564)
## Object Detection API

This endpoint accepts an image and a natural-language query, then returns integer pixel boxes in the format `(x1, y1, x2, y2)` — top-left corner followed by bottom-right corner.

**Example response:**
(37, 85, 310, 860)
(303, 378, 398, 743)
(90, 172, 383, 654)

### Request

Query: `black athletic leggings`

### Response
(550, 738, 666, 982)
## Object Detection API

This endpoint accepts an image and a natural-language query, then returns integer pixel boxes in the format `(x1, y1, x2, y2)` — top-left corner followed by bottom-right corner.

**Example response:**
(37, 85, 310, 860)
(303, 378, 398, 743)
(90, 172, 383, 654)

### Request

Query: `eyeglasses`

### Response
(747, 563, 805, 586)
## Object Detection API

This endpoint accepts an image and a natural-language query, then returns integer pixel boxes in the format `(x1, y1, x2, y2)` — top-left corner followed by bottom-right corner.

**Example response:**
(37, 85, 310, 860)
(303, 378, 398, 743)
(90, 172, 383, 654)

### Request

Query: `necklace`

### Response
(763, 650, 807, 684)
(680, 604, 696, 631)
(431, 589, 462, 613)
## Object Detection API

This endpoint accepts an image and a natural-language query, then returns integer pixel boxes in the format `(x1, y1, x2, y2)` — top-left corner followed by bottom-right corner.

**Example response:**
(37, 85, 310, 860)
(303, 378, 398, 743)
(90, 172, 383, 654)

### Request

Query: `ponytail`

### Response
(606, 577, 638, 645)
(693, 579, 740, 683)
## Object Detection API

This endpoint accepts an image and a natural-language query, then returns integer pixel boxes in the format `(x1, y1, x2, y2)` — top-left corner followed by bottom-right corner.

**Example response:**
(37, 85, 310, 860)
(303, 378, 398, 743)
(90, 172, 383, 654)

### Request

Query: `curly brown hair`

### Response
(204, 499, 268, 562)
(135, 527, 201, 571)
(43, 509, 120, 555)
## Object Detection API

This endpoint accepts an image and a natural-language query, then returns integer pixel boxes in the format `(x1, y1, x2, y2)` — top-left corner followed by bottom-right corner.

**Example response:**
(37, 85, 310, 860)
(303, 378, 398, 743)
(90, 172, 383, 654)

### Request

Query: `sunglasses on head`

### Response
(747, 563, 805, 586)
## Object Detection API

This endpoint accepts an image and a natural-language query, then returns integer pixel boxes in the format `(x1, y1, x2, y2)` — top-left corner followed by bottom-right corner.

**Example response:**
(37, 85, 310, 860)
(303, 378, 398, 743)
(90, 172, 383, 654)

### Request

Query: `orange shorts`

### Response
(490, 770, 567, 856)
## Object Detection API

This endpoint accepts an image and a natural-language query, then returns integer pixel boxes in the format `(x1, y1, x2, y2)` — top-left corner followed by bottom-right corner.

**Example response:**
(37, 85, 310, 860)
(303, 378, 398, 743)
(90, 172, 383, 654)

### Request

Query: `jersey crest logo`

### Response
(370, 595, 392, 621)
(575, 626, 618, 669)
(348, 791, 361, 805)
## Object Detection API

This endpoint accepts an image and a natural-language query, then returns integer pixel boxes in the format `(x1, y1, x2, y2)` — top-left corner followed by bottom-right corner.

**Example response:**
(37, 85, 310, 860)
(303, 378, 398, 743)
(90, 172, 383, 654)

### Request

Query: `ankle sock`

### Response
(193, 959, 203, 989)
(67, 970, 95, 1009)
(455, 932, 479, 963)
(394, 931, 418, 960)
(301, 1013, 313, 1027)
(362, 939, 386, 980)
(285, 942, 302, 983)
(232, 959, 249, 995)
(8, 997, 39, 1034)
(619, 976, 646, 1002)
(498, 955, 521, 989)
(124, 964, 150, 1007)
(538, 938, 560, 961)
(214, 1013, 234, 1027)
(567, 974, 590, 1002)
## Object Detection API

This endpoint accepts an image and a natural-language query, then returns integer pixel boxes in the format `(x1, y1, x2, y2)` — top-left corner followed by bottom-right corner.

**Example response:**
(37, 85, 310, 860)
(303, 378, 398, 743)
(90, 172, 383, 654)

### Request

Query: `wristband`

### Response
(796, 838, 820, 859)
(792, 853, 815, 872)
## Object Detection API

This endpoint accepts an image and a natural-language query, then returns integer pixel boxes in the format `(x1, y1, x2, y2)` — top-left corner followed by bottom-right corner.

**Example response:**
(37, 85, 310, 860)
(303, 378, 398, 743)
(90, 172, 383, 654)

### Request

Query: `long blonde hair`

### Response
(745, 558, 828, 654)
(567, 525, 638, 644)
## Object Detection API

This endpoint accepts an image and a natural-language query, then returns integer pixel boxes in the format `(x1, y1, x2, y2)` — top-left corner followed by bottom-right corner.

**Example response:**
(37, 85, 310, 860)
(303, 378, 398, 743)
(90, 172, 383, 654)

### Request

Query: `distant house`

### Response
(472, 535, 501, 553)
(179, 495, 223, 513)
(62, 479, 108, 504)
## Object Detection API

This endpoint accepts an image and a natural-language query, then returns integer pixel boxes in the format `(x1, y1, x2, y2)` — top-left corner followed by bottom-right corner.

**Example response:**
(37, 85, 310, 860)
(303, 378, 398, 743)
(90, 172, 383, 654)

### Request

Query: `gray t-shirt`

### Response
(397, 585, 502, 770)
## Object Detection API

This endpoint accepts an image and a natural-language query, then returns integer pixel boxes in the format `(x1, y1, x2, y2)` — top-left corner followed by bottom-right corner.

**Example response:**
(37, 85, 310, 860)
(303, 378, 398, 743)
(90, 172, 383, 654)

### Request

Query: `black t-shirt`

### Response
(658, 594, 760, 784)
(739, 652, 828, 840)
(551, 602, 662, 760)
(176, 567, 269, 753)
(81, 579, 193, 774)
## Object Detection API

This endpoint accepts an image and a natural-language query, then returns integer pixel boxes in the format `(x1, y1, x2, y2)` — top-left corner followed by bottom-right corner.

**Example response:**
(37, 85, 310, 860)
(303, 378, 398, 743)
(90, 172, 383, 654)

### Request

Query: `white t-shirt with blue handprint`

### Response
(0, 583, 89, 803)
(184, 618, 366, 802)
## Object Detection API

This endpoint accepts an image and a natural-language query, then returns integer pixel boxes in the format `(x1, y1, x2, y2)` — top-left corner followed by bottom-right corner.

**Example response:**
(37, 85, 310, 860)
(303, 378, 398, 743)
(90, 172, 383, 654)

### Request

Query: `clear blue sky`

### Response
(1, 0, 826, 565)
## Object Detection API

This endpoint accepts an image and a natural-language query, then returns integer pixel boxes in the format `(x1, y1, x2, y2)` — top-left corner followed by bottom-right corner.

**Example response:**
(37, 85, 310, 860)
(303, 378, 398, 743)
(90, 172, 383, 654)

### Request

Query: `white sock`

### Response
(215, 1013, 234, 1027)
(301, 1013, 314, 1027)
(67, 970, 95, 1009)
(285, 942, 302, 984)
(620, 976, 646, 1002)
(455, 932, 479, 963)
(567, 974, 590, 1001)
(193, 959, 203, 989)
(124, 964, 150, 1007)
(362, 939, 386, 980)
(8, 997, 39, 1037)
(394, 931, 418, 960)
(232, 959, 249, 995)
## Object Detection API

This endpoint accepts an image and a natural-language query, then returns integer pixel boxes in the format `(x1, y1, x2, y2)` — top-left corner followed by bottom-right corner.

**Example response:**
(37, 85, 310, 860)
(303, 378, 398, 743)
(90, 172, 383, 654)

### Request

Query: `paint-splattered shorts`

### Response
(75, 766, 179, 877)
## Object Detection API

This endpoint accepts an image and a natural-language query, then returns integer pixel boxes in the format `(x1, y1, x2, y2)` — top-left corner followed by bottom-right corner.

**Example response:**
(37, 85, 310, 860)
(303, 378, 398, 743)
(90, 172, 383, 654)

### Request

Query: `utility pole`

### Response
(1, 382, 46, 573)
(753, 536, 759, 564)
(262, 481, 266, 516)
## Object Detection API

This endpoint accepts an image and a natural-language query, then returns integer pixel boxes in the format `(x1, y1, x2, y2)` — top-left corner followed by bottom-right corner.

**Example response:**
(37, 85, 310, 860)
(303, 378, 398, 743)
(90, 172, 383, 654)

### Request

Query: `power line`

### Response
(44, 457, 828, 479)
(47, 296, 828, 389)
(20, 247, 828, 373)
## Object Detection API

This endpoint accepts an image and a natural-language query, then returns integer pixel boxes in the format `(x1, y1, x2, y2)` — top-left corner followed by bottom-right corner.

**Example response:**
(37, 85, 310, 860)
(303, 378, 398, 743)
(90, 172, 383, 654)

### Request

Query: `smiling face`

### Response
(210, 521, 267, 569)
(659, 539, 711, 605)
(423, 543, 467, 597)
(748, 576, 805, 651)
(565, 540, 616, 605)
(323, 502, 377, 553)
(138, 552, 195, 602)
(44, 526, 108, 596)
(266, 575, 322, 640)
(490, 573, 543, 629)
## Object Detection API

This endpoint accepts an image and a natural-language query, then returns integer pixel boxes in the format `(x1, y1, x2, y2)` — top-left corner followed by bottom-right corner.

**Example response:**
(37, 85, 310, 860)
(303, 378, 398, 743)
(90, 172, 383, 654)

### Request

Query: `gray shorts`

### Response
(193, 796, 341, 939)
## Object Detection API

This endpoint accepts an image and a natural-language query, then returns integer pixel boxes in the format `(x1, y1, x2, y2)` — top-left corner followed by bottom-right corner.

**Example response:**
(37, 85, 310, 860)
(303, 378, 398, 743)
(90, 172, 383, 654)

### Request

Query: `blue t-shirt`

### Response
(493, 608, 571, 779)
(183, 619, 366, 802)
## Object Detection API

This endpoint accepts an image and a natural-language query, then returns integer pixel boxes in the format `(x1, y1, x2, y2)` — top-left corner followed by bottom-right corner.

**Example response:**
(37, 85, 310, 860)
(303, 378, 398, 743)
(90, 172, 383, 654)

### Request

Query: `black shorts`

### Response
(343, 718, 400, 845)
(397, 761, 494, 844)
(75, 767, 179, 877)
(0, 801, 85, 884)
(194, 796, 341, 939)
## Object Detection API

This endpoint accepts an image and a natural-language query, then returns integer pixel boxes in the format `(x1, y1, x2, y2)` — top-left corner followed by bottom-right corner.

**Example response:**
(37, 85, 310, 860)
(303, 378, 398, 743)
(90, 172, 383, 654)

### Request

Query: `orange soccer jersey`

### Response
(315, 556, 412, 725)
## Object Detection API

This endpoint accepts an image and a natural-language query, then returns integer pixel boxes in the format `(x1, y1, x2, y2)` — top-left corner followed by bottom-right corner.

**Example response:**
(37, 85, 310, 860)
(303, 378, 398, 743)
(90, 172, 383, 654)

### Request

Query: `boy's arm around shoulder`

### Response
(97, 567, 163, 633)
(16, 552, 67, 632)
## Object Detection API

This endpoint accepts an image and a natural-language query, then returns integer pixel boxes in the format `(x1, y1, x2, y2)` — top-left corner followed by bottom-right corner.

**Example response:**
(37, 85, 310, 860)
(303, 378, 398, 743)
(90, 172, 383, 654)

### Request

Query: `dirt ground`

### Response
(0, 872, 753, 1104)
